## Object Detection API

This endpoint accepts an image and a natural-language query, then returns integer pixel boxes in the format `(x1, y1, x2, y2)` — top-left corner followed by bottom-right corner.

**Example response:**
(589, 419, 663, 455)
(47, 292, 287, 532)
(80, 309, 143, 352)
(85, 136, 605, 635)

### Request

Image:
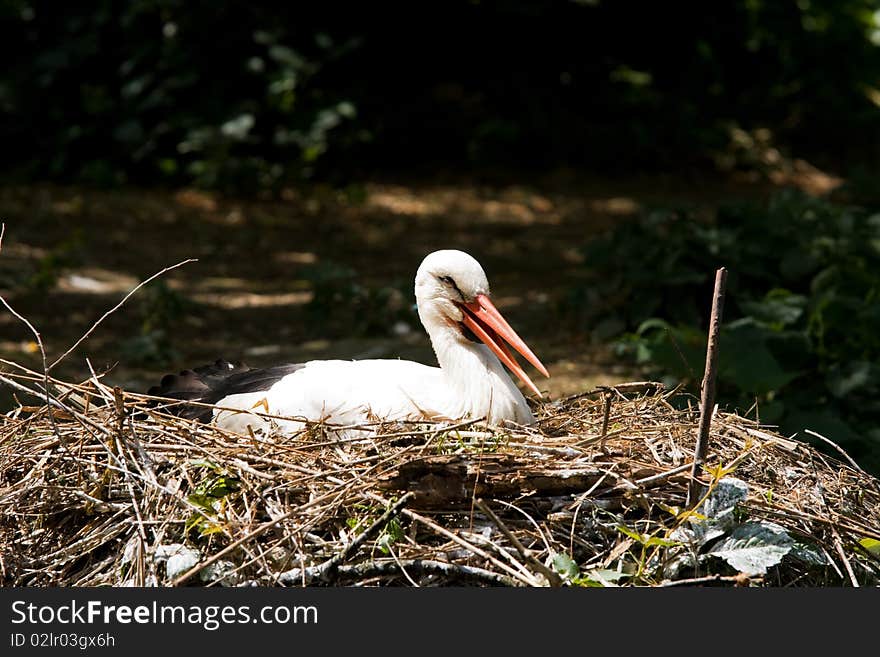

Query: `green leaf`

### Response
(706, 521, 793, 575)
(203, 475, 241, 498)
(550, 552, 579, 579)
(790, 541, 828, 565)
(859, 538, 880, 557)
(377, 517, 404, 555)
(186, 493, 219, 513)
(786, 410, 862, 448)
(740, 289, 807, 328)
(154, 544, 201, 581)
(220, 113, 255, 141)
(194, 521, 225, 536)
(629, 323, 706, 379)
(702, 477, 748, 515)
(636, 318, 674, 335)
(643, 536, 680, 548)
(719, 320, 802, 393)
(376, 533, 394, 555)
(615, 525, 644, 543)
(577, 568, 628, 587)
(826, 361, 875, 398)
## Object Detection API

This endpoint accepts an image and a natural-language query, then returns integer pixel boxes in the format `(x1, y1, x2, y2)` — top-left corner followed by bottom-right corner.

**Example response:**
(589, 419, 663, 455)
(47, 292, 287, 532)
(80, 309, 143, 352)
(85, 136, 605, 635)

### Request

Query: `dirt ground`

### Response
(0, 173, 814, 406)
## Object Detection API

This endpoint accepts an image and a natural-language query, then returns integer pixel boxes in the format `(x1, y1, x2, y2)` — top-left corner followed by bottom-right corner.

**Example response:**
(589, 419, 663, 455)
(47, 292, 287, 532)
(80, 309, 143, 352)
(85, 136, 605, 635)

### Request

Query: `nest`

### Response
(1, 363, 879, 587)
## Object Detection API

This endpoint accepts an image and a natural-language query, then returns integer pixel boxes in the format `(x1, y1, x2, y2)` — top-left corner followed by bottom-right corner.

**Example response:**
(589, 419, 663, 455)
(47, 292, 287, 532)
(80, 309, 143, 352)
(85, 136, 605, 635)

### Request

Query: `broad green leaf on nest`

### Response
(154, 544, 201, 581)
(671, 477, 748, 547)
(576, 569, 629, 587)
(790, 542, 829, 566)
(616, 524, 644, 543)
(699, 477, 748, 522)
(665, 476, 824, 577)
(859, 538, 880, 557)
(616, 524, 680, 548)
(377, 518, 404, 555)
(550, 552, 579, 579)
(706, 521, 793, 576)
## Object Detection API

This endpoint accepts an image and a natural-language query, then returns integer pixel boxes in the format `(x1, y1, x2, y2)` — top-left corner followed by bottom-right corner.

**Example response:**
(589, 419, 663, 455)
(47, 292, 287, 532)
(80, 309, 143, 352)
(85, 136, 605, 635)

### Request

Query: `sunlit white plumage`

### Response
(155, 250, 549, 436)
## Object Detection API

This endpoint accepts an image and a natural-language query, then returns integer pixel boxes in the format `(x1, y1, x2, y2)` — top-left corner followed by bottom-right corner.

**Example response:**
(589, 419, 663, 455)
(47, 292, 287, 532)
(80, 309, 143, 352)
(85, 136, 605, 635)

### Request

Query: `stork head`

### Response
(414, 249, 549, 397)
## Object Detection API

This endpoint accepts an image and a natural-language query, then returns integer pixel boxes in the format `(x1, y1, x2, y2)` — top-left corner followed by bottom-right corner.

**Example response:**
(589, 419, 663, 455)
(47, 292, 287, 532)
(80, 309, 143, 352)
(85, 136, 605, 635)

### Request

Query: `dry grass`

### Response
(1, 361, 878, 587)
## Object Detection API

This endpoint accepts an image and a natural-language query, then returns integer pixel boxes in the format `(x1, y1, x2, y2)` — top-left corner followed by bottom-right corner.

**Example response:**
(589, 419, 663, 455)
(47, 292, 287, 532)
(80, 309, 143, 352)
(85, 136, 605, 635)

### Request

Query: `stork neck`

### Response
(428, 324, 533, 425)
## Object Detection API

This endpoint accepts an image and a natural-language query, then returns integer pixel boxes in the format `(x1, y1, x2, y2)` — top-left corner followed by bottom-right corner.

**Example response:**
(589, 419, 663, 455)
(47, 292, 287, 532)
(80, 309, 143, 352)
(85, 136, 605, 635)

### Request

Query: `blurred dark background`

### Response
(3, 0, 880, 186)
(1, 0, 880, 472)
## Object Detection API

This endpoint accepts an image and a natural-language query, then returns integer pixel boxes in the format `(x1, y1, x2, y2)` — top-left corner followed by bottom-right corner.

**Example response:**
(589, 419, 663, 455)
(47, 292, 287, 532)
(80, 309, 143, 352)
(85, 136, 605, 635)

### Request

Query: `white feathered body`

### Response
(214, 346, 534, 436)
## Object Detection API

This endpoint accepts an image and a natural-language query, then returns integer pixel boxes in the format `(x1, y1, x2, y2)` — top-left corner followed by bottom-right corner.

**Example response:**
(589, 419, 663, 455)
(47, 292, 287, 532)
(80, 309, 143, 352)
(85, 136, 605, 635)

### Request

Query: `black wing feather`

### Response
(147, 358, 305, 422)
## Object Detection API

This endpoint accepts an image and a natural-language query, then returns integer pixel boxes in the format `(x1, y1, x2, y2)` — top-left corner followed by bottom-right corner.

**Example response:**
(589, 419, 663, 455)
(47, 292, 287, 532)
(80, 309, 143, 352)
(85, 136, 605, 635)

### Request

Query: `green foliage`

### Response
(668, 477, 826, 578)
(860, 537, 880, 557)
(4, 2, 880, 189)
(376, 517, 404, 556)
(578, 190, 880, 473)
(705, 522, 794, 576)
(551, 552, 630, 587)
(346, 501, 405, 556)
(185, 460, 242, 537)
(1, 2, 364, 191)
(301, 261, 416, 338)
(554, 477, 836, 585)
(120, 280, 188, 366)
(550, 552, 579, 580)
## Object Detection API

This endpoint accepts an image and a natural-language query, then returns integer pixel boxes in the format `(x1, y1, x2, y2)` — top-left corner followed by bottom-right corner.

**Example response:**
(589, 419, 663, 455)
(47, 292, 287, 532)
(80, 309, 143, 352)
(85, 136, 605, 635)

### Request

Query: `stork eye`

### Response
(437, 274, 466, 300)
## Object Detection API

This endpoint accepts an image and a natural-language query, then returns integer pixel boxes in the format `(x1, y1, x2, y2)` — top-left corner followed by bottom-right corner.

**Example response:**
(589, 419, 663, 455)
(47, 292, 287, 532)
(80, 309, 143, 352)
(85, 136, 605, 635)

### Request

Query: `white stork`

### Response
(149, 249, 549, 435)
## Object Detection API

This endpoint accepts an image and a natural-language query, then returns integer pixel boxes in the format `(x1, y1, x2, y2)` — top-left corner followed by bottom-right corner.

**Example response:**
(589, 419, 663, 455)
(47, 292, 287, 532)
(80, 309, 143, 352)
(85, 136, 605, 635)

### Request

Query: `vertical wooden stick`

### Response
(687, 267, 728, 507)
(599, 391, 613, 451)
(113, 386, 126, 439)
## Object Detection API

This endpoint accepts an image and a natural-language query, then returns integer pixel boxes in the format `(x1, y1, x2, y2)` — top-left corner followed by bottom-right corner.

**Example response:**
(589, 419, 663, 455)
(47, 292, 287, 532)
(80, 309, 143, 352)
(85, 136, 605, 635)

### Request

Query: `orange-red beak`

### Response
(458, 293, 550, 397)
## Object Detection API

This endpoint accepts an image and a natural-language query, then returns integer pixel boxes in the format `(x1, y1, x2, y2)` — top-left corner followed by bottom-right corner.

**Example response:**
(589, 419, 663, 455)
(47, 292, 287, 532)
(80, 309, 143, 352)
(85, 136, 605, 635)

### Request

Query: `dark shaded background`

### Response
(1, 0, 880, 472)
(3, 0, 880, 187)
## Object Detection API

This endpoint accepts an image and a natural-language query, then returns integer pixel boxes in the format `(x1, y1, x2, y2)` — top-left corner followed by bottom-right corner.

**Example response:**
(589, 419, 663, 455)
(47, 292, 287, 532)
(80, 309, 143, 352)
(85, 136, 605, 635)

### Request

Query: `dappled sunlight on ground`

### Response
(766, 159, 844, 197)
(365, 184, 564, 226)
(57, 268, 140, 295)
(189, 290, 312, 310)
(367, 189, 442, 217)
(0, 170, 836, 404)
(587, 197, 642, 215)
(174, 189, 218, 212)
(273, 251, 318, 265)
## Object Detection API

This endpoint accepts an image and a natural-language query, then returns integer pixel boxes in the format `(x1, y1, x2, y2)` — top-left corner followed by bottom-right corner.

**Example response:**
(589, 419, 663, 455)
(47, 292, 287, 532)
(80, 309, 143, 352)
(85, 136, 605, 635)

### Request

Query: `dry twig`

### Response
(688, 266, 727, 506)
